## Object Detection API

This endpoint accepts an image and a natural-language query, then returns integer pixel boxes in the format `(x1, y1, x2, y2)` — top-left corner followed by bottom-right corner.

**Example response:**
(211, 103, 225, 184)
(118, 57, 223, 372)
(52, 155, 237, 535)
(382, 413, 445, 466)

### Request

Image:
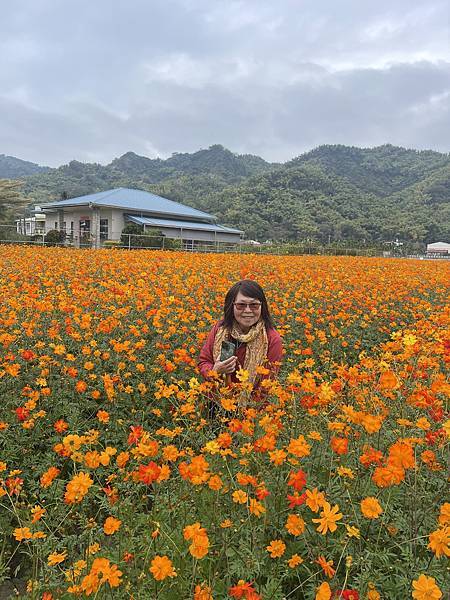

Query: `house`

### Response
(16, 210, 46, 236)
(426, 241, 450, 256)
(38, 188, 243, 248)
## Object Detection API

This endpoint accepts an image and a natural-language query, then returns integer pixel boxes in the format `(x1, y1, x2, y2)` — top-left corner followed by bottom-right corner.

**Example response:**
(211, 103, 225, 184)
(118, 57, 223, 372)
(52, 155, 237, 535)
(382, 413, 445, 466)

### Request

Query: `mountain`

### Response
(287, 144, 450, 197)
(0, 154, 50, 178)
(3, 144, 450, 247)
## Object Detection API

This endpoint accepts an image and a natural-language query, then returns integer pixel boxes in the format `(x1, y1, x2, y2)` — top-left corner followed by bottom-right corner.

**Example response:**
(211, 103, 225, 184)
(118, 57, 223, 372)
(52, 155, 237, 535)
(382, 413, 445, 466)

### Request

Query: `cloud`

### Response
(1, 0, 449, 165)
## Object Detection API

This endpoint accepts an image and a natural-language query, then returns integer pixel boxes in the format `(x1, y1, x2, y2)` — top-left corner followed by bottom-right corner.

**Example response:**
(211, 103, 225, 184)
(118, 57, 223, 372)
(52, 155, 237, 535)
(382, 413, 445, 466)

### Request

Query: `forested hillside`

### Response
(3, 144, 450, 247)
(0, 154, 50, 178)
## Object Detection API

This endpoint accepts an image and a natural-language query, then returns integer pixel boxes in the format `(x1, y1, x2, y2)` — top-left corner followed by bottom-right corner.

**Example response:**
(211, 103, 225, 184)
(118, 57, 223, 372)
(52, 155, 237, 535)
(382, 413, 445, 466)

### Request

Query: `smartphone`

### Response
(220, 340, 236, 361)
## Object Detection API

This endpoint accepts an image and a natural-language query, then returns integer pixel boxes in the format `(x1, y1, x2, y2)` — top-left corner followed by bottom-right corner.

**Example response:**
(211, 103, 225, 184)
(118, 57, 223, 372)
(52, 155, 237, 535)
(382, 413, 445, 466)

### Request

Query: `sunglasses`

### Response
(233, 302, 262, 311)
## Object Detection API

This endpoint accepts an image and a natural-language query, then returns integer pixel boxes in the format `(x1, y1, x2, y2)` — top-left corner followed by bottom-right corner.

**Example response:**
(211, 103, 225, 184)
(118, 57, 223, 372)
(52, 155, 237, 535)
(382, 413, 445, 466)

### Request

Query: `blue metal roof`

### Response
(127, 215, 243, 234)
(40, 188, 215, 221)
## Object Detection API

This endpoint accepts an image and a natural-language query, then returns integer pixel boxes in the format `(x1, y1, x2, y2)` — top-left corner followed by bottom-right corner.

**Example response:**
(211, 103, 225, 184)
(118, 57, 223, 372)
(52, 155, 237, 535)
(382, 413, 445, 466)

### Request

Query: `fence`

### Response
(1, 224, 448, 258)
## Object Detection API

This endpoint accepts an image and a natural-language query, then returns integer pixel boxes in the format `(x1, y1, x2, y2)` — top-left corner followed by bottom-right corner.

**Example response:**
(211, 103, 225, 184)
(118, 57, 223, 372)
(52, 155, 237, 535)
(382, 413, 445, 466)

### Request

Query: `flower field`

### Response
(0, 246, 449, 600)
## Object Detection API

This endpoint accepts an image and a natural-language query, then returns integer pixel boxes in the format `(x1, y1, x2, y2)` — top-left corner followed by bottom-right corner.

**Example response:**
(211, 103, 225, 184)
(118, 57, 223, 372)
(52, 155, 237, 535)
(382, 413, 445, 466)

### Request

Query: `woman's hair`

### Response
(222, 279, 274, 331)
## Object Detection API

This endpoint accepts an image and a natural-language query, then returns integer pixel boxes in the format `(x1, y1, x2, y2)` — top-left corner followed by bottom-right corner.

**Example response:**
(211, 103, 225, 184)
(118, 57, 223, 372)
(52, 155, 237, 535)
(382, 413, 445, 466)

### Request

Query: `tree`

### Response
(0, 179, 26, 222)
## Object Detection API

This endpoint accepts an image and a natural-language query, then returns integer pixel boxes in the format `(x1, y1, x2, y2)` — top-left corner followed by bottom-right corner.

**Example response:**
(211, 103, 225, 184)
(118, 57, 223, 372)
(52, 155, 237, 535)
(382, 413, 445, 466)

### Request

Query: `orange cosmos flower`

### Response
(64, 472, 93, 504)
(287, 434, 311, 457)
(360, 497, 383, 519)
(183, 522, 210, 559)
(438, 503, 450, 526)
(306, 487, 326, 512)
(315, 581, 332, 600)
(388, 440, 415, 469)
(285, 514, 305, 536)
(372, 463, 405, 488)
(194, 583, 214, 600)
(53, 419, 68, 433)
(138, 461, 161, 485)
(269, 449, 287, 465)
(266, 539, 286, 558)
(31, 505, 46, 522)
(359, 446, 383, 468)
(229, 580, 261, 599)
(103, 516, 122, 535)
(75, 380, 87, 393)
(208, 474, 223, 491)
(316, 555, 336, 578)
(40, 466, 60, 488)
(378, 370, 400, 391)
(428, 526, 450, 558)
(96, 410, 109, 423)
(232, 490, 248, 504)
(330, 436, 348, 455)
(14, 527, 33, 541)
(162, 444, 179, 462)
(411, 574, 442, 600)
(312, 501, 343, 534)
(149, 555, 177, 581)
(288, 553, 303, 568)
(47, 551, 67, 566)
(249, 498, 266, 517)
(116, 451, 129, 468)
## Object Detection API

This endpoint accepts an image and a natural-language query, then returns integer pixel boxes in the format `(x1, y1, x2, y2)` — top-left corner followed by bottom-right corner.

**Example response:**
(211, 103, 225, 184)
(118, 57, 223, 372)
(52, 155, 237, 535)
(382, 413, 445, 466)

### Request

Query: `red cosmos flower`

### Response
(138, 462, 161, 485)
(128, 426, 144, 445)
(255, 486, 270, 501)
(425, 429, 445, 446)
(21, 350, 36, 361)
(429, 407, 444, 422)
(287, 469, 307, 492)
(228, 419, 243, 433)
(334, 590, 360, 600)
(229, 580, 261, 599)
(287, 492, 307, 508)
(15, 407, 30, 422)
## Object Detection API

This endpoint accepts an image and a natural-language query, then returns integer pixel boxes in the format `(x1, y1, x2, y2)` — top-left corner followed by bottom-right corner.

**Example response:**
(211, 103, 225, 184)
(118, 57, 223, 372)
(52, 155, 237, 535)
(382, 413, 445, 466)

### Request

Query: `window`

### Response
(62, 222, 66, 232)
(79, 220, 91, 236)
(100, 219, 108, 240)
(54, 221, 58, 229)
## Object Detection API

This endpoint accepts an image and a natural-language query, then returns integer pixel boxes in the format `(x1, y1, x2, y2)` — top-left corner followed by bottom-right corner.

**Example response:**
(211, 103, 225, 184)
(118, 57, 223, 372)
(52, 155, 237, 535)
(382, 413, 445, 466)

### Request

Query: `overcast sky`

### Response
(1, 0, 449, 166)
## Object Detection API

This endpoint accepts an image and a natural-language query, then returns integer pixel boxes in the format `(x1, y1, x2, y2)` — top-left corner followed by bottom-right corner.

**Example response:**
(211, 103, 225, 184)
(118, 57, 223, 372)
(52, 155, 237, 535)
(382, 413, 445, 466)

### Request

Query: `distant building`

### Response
(426, 241, 450, 256)
(36, 188, 242, 248)
(16, 211, 45, 236)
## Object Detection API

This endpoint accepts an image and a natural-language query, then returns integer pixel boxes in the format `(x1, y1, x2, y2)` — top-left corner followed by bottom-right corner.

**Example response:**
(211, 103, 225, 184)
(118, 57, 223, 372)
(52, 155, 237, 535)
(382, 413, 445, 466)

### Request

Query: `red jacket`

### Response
(198, 321, 283, 384)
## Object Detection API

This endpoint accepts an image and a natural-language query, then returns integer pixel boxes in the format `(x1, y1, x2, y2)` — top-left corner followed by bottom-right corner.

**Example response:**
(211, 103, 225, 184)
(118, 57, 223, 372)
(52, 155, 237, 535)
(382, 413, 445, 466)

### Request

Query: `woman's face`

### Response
(233, 291, 262, 332)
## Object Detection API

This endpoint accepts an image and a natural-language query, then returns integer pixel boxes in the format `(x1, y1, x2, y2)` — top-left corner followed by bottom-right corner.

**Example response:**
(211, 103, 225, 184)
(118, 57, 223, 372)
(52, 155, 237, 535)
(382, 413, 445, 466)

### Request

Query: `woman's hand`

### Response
(213, 355, 237, 375)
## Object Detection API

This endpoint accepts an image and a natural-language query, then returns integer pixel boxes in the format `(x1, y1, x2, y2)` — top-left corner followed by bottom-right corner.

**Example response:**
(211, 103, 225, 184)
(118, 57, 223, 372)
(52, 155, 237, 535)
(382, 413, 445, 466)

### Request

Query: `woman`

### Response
(198, 280, 283, 392)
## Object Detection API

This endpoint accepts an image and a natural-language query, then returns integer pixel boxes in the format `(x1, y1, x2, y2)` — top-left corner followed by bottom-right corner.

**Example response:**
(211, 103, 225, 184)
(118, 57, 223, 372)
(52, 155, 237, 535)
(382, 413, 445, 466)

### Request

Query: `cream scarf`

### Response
(213, 320, 268, 383)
